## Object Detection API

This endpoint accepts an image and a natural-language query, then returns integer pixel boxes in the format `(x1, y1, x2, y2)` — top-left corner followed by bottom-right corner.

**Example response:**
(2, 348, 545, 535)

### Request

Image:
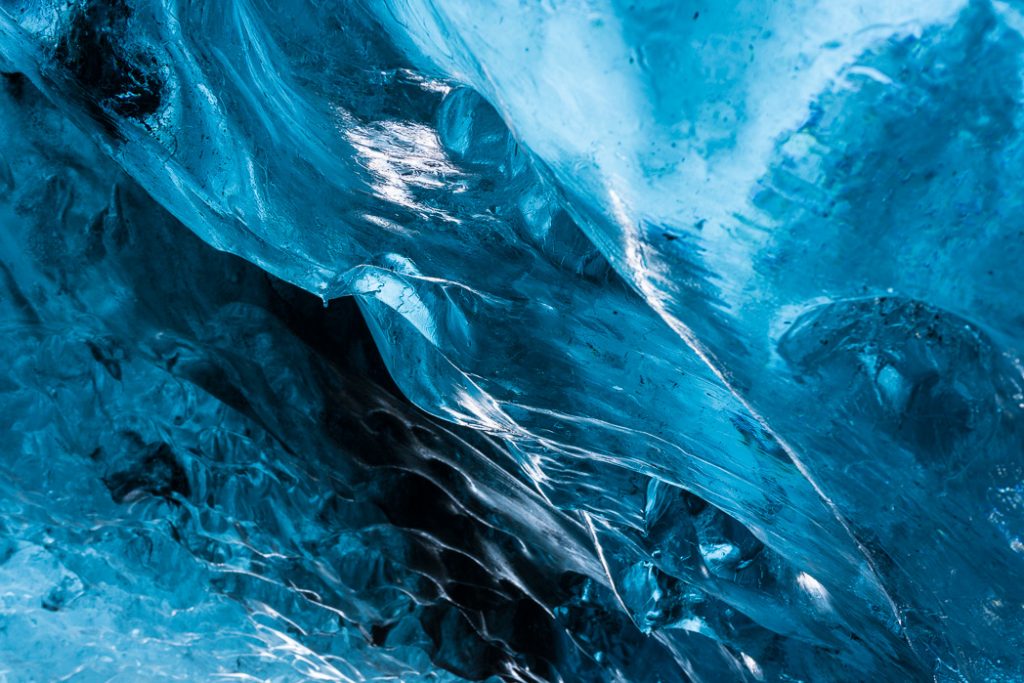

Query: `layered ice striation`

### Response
(0, 1, 1020, 681)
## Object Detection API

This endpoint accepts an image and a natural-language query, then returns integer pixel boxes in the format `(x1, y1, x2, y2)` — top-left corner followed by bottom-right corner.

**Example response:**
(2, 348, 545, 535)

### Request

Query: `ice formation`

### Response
(0, 0, 1021, 680)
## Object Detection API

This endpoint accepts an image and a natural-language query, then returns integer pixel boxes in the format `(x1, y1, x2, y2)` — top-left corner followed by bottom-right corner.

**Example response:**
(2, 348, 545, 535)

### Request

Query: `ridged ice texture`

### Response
(0, 1, 1020, 681)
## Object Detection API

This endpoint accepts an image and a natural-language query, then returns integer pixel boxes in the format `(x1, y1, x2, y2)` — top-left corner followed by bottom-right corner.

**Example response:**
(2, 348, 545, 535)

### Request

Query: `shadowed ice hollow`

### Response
(0, 1, 1021, 681)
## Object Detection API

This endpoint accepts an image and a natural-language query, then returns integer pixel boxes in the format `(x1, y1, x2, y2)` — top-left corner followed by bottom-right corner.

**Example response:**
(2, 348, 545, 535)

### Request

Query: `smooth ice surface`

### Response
(0, 1, 1020, 681)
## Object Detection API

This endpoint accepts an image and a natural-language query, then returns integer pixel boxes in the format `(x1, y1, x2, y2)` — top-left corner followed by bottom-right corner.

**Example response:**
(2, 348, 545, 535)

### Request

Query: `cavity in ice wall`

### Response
(0, 1, 1020, 681)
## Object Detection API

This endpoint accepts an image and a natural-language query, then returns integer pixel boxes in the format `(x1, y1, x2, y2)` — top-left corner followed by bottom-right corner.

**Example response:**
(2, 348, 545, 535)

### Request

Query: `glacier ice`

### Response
(0, 0, 1020, 681)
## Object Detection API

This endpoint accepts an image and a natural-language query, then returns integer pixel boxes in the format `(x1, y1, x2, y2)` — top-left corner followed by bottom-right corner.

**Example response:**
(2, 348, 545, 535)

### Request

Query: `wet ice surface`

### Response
(0, 1, 1021, 681)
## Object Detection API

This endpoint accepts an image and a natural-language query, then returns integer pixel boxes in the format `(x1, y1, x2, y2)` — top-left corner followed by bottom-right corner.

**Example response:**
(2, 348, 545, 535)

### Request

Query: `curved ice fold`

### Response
(0, 0, 1019, 680)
